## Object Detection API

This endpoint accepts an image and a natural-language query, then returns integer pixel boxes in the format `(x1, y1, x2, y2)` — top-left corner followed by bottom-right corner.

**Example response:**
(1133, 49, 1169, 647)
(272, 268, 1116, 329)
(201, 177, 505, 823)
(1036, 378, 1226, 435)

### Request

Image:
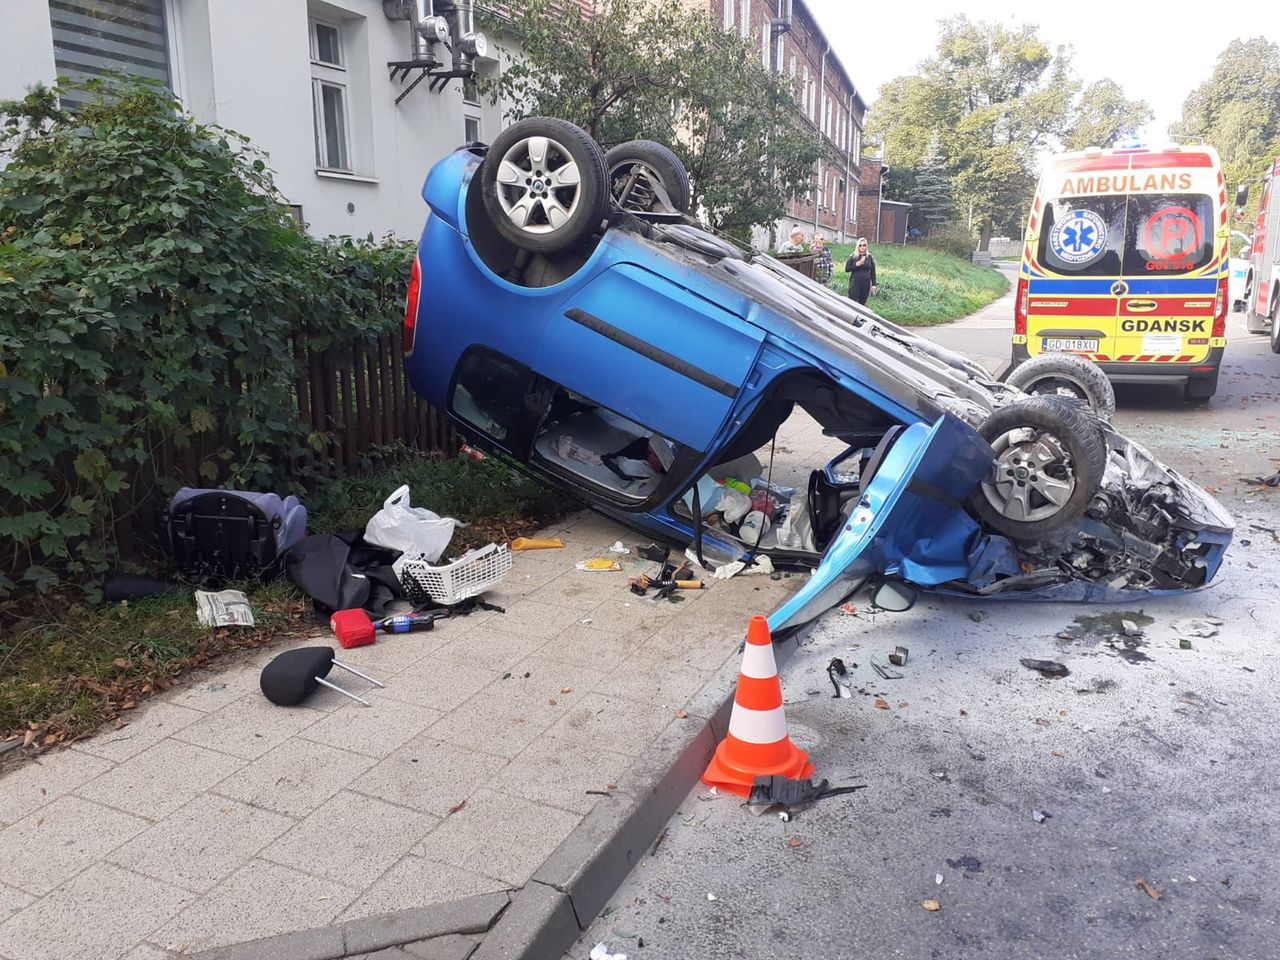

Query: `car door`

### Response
(767, 413, 993, 635)
(535, 263, 766, 452)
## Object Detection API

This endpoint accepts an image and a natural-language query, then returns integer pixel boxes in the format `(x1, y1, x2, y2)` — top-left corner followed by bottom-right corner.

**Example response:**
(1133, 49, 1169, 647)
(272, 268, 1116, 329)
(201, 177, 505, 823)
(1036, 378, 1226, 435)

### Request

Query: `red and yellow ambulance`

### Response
(1012, 145, 1231, 400)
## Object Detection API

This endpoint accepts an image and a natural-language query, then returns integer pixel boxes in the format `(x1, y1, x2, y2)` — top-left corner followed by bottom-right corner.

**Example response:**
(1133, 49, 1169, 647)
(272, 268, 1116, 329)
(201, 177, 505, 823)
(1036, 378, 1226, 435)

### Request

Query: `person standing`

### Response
(778, 227, 807, 254)
(845, 237, 878, 304)
(812, 235, 833, 284)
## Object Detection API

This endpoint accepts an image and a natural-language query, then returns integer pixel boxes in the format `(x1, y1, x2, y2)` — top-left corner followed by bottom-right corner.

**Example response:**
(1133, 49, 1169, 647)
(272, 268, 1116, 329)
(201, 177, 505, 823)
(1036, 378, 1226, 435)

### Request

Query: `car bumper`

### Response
(1010, 343, 1224, 385)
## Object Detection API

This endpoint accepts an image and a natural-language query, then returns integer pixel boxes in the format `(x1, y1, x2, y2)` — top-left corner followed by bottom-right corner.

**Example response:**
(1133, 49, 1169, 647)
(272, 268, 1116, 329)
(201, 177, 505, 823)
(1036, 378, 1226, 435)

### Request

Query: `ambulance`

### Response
(1012, 145, 1230, 401)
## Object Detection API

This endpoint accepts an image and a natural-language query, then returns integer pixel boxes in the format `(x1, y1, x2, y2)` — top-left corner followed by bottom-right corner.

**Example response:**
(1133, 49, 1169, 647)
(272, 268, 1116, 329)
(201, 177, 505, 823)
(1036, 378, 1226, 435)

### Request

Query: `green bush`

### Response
(921, 223, 975, 260)
(0, 80, 412, 597)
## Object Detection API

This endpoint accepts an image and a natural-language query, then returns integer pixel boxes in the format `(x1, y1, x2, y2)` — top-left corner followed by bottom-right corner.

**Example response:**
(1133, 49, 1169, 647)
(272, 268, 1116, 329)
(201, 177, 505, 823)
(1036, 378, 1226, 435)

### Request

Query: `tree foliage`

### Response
(1172, 37, 1280, 210)
(0, 80, 412, 597)
(488, 0, 819, 233)
(1064, 79, 1154, 151)
(869, 18, 1150, 245)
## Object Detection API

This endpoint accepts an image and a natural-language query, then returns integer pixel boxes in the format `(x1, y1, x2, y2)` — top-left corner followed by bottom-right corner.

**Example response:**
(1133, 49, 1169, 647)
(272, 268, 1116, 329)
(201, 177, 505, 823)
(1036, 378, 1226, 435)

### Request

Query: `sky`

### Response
(808, 0, 1279, 148)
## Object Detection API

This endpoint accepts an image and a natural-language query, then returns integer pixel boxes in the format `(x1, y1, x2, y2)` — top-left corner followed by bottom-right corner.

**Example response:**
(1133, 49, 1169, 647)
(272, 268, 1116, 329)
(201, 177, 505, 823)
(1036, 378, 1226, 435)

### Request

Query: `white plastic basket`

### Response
(396, 542, 513, 606)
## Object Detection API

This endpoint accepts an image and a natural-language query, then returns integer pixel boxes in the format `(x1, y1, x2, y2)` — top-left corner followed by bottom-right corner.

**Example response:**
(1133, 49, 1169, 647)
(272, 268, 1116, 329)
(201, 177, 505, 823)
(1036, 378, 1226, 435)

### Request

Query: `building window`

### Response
(739, 0, 750, 38)
(462, 75, 480, 105)
(465, 115, 481, 142)
(310, 17, 351, 172)
(723, 0, 734, 29)
(789, 53, 796, 79)
(49, 0, 173, 108)
(761, 21, 770, 67)
(311, 20, 343, 67)
(314, 80, 350, 171)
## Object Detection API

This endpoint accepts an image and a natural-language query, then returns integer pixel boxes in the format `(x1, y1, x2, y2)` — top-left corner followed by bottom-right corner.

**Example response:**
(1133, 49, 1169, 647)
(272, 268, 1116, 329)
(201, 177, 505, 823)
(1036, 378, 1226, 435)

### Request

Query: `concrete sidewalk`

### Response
(0, 410, 844, 960)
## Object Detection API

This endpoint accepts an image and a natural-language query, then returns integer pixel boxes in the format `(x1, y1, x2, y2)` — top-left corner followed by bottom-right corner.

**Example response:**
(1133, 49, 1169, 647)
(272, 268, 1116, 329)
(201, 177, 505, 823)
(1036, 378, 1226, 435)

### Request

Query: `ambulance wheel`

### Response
(604, 140, 691, 214)
(971, 397, 1106, 541)
(480, 117, 609, 255)
(1004, 352, 1116, 421)
(1270, 289, 1280, 354)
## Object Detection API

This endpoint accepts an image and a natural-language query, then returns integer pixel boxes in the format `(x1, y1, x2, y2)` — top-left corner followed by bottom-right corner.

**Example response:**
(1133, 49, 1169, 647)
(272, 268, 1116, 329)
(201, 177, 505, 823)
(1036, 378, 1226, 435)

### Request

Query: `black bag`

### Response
(285, 533, 403, 616)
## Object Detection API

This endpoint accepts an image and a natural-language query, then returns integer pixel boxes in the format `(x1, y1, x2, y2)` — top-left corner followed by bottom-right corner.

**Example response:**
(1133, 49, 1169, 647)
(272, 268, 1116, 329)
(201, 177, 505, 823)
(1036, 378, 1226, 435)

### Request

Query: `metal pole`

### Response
(814, 43, 828, 238)
(842, 92, 853, 243)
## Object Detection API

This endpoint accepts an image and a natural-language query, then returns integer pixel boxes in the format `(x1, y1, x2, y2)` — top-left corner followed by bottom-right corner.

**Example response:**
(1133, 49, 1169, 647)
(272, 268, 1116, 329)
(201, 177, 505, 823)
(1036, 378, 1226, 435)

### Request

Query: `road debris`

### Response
(888, 645, 909, 667)
(608, 540, 630, 554)
(510, 537, 563, 550)
(706, 892, 718, 902)
(1136, 878, 1163, 901)
(921, 899, 941, 912)
(870, 659, 904, 680)
(827, 658, 853, 698)
(935, 873, 944, 885)
(1241, 470, 1280, 488)
(1121, 619, 1143, 637)
(577, 558, 623, 572)
(1170, 618, 1221, 639)
(1032, 809, 1050, 823)
(590, 943, 627, 960)
(1020, 658, 1070, 679)
(874, 698, 891, 710)
(1179, 638, 1193, 650)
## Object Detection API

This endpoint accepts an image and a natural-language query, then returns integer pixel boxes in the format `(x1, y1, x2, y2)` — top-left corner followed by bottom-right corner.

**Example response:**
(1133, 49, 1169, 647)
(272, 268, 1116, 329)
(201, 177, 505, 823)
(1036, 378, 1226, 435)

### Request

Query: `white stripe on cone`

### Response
(739, 641, 779, 680)
(727, 703, 789, 745)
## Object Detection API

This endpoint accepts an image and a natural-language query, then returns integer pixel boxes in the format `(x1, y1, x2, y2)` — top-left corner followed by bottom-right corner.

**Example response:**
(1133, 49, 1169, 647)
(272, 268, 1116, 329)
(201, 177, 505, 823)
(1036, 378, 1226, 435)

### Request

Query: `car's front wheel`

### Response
(604, 140, 691, 214)
(479, 117, 609, 255)
(971, 397, 1106, 540)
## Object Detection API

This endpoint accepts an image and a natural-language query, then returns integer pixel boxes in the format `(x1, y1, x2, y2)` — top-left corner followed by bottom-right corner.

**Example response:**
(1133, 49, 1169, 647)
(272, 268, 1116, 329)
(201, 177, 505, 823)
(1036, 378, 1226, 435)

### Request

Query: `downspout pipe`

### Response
(813, 42, 828, 238)
(841, 91, 853, 242)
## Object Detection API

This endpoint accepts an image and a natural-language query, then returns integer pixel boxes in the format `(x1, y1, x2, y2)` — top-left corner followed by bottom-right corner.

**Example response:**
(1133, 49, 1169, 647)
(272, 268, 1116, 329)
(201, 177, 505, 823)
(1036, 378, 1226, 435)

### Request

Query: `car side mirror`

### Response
(1235, 184, 1250, 208)
(871, 579, 918, 613)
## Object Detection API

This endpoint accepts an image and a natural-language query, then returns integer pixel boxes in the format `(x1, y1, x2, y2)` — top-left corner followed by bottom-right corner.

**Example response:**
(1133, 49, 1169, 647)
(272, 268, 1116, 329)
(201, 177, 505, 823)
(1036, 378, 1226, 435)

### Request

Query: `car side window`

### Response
(450, 348, 547, 449)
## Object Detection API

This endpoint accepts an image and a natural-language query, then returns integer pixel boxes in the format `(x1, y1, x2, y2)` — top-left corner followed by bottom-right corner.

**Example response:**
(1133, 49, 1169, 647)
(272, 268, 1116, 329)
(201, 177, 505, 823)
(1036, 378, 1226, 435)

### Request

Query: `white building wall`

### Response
(0, 0, 512, 240)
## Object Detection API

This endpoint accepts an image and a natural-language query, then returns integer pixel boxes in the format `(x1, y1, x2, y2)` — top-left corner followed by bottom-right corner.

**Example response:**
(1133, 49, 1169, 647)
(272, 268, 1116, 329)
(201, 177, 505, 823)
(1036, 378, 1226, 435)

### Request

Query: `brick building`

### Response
(855, 153, 911, 244)
(706, 0, 867, 249)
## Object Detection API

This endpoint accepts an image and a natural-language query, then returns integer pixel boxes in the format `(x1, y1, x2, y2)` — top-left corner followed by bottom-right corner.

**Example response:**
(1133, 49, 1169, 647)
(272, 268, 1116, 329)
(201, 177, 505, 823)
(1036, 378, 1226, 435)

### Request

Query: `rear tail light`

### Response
(403, 255, 422, 355)
(1211, 274, 1228, 338)
(1014, 276, 1029, 336)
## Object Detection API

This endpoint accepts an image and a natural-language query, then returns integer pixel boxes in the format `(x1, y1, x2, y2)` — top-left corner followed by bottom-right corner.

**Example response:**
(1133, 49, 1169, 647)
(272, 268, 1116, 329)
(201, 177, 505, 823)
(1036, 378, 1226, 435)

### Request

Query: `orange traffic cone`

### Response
(701, 615, 813, 797)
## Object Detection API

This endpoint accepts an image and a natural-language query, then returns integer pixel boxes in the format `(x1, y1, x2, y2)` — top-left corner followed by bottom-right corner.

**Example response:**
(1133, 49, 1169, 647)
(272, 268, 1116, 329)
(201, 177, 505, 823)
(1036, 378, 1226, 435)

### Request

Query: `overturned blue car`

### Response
(401, 117, 1234, 633)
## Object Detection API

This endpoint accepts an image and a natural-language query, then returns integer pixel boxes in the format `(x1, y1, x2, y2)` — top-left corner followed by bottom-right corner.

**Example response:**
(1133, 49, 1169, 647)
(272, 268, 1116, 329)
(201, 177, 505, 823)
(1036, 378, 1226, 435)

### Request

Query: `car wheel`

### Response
(1270, 288, 1280, 355)
(971, 396, 1106, 540)
(1004, 352, 1116, 420)
(1184, 370, 1219, 403)
(480, 117, 609, 255)
(604, 140, 691, 214)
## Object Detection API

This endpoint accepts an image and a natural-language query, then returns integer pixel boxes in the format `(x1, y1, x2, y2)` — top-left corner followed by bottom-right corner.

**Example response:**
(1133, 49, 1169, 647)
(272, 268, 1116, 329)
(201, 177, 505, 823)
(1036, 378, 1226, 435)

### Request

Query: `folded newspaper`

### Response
(195, 589, 256, 627)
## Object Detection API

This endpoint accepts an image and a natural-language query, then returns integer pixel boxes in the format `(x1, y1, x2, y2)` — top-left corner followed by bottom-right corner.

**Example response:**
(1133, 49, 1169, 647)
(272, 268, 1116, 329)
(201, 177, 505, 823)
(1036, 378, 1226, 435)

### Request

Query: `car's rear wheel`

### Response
(971, 397, 1106, 540)
(480, 117, 609, 254)
(1005, 352, 1116, 420)
(604, 140, 691, 214)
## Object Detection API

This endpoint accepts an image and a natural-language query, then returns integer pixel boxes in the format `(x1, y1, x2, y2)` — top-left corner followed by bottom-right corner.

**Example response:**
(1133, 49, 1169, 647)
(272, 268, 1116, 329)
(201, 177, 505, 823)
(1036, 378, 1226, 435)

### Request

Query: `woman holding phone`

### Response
(845, 238, 878, 305)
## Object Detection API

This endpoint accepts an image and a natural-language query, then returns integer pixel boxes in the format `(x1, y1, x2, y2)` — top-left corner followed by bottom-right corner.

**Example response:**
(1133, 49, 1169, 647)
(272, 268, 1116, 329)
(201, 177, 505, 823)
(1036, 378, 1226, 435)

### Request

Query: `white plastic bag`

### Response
(364, 485, 456, 563)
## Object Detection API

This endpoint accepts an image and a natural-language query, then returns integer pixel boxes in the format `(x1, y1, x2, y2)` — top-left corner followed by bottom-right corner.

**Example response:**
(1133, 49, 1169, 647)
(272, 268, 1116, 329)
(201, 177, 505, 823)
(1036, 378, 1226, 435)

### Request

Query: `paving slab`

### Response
(0, 749, 114, 823)
(74, 737, 246, 820)
(338, 859, 510, 924)
(70, 700, 206, 763)
(211, 737, 377, 819)
(107, 793, 295, 893)
(173, 693, 326, 760)
(354, 735, 511, 818)
(297, 698, 443, 759)
(0, 862, 193, 960)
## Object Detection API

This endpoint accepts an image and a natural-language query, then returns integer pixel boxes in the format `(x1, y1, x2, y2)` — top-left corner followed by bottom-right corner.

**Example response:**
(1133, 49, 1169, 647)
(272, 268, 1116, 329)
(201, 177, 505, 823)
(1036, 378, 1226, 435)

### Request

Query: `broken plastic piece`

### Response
(746, 775, 867, 807)
(590, 944, 628, 960)
(1032, 809, 1049, 823)
(1121, 619, 1143, 637)
(637, 543, 669, 563)
(608, 540, 630, 554)
(1170, 618, 1219, 639)
(888, 646, 909, 667)
(870, 658, 904, 680)
(1179, 638, 1193, 650)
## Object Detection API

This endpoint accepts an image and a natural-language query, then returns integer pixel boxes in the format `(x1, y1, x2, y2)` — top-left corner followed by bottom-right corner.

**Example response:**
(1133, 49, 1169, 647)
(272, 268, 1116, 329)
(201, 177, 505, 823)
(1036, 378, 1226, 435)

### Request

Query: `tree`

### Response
(868, 17, 1076, 247)
(904, 132, 955, 231)
(1172, 37, 1280, 208)
(1064, 79, 1153, 150)
(488, 0, 819, 233)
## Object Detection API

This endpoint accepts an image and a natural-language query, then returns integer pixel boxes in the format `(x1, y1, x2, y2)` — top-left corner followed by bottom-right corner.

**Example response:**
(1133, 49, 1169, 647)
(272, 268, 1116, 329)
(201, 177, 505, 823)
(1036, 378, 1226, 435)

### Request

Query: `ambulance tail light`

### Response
(1014, 276, 1029, 335)
(1211, 274, 1228, 338)
(403, 254, 421, 356)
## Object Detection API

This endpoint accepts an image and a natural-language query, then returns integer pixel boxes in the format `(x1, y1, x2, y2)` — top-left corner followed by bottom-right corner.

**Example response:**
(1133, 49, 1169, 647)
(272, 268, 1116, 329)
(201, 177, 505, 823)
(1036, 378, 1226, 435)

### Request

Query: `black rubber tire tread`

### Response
(604, 140, 692, 214)
(480, 117, 609, 255)
(1269, 286, 1280, 354)
(970, 396, 1107, 541)
(1005, 352, 1116, 421)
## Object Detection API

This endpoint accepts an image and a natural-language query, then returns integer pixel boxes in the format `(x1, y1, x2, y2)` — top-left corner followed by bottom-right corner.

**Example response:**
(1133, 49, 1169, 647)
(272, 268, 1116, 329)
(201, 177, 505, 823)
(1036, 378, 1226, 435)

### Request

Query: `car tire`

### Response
(604, 140, 692, 214)
(1004, 352, 1116, 420)
(1270, 288, 1280, 355)
(1184, 370, 1219, 403)
(480, 117, 609, 255)
(971, 396, 1107, 541)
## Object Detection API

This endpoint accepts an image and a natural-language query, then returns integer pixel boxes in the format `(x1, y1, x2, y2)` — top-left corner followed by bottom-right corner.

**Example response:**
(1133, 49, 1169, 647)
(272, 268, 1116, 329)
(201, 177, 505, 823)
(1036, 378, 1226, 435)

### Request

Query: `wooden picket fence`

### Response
(110, 332, 458, 558)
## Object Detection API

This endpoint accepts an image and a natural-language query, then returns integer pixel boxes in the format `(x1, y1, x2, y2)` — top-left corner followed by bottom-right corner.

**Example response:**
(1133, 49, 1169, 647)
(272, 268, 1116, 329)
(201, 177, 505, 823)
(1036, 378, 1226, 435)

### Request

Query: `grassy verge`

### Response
(826, 243, 1008, 326)
(0, 451, 570, 753)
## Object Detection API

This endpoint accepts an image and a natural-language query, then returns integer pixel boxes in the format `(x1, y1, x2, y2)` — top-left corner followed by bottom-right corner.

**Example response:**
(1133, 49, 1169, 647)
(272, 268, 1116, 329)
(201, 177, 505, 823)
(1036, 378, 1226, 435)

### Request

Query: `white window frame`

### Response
(313, 78, 352, 172)
(723, 0, 734, 29)
(761, 21, 769, 67)
(462, 74, 480, 105)
(739, 0, 750, 38)
(464, 114, 481, 142)
(310, 18, 344, 68)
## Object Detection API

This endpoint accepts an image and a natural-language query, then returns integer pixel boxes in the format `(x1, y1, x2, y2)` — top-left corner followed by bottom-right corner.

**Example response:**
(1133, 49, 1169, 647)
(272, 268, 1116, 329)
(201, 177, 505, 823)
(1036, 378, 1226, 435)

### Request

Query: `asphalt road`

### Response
(569, 269, 1280, 960)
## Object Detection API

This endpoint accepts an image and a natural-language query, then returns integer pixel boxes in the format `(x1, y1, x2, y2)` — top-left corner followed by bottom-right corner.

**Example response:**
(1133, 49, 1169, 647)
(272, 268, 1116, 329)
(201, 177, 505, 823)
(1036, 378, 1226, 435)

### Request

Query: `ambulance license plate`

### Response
(1042, 338, 1099, 353)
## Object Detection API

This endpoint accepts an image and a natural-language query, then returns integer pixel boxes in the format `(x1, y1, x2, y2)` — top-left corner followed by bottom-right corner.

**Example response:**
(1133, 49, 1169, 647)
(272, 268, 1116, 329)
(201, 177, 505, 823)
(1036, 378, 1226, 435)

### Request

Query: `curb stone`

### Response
(185, 633, 799, 960)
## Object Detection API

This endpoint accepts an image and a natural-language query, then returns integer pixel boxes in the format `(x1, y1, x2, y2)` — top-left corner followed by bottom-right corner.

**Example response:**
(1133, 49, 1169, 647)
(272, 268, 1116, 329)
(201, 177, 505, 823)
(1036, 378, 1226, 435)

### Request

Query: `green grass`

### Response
(826, 243, 1008, 326)
(1, 451, 571, 752)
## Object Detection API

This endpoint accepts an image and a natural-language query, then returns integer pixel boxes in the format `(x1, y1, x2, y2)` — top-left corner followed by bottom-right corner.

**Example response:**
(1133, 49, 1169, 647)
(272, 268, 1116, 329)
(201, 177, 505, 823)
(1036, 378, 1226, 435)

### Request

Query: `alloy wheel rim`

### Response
(494, 135, 582, 235)
(981, 427, 1077, 522)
